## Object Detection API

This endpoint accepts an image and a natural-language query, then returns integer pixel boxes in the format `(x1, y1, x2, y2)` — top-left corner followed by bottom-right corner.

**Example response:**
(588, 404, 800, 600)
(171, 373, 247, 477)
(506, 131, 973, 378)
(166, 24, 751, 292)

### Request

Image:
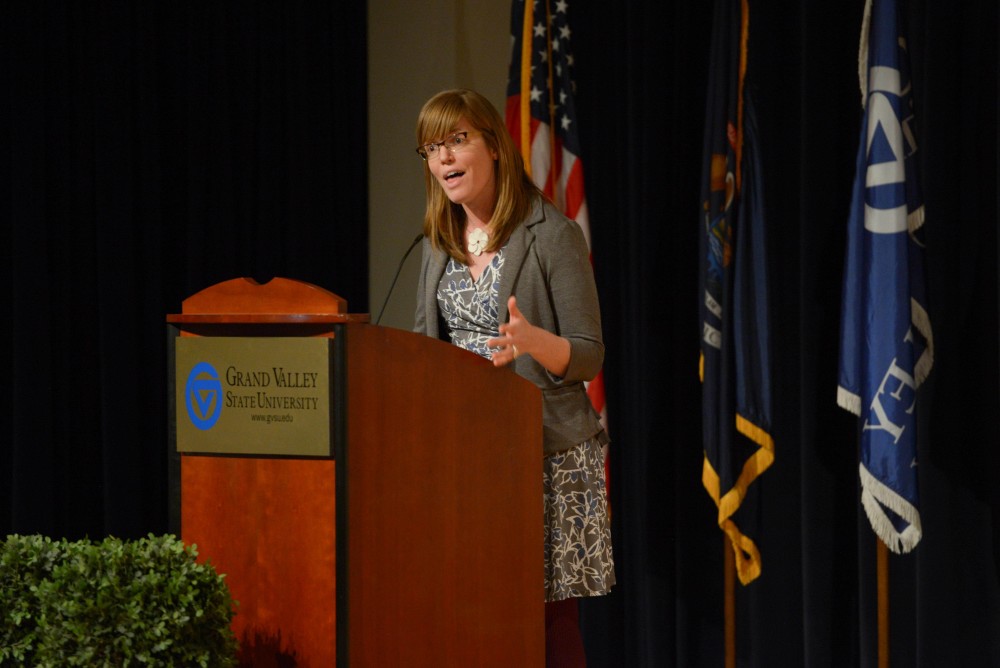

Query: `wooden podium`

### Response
(167, 278, 544, 666)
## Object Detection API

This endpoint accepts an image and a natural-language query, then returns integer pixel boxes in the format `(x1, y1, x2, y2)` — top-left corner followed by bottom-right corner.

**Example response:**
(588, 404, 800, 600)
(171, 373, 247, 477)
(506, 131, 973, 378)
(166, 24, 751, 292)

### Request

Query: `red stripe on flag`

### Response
(505, 95, 523, 156)
(563, 156, 585, 221)
(587, 370, 606, 414)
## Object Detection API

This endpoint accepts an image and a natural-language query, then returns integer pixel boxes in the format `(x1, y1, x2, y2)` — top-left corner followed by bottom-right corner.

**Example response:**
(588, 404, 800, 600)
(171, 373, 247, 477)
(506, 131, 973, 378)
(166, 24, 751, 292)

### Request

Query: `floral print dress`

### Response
(437, 250, 616, 602)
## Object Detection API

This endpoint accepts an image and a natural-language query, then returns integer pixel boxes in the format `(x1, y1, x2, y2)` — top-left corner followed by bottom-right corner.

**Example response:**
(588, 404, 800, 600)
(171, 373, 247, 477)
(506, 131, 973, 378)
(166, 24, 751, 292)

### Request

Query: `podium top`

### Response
(166, 277, 370, 324)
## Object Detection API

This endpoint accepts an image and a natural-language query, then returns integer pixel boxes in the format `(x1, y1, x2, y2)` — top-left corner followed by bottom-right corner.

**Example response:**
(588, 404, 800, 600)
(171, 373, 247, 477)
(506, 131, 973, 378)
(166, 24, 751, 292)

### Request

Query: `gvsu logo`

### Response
(185, 362, 223, 430)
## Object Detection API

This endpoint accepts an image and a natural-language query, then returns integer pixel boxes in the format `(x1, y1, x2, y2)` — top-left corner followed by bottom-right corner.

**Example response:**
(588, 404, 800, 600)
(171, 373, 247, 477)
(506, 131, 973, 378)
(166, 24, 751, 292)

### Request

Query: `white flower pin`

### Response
(467, 227, 489, 256)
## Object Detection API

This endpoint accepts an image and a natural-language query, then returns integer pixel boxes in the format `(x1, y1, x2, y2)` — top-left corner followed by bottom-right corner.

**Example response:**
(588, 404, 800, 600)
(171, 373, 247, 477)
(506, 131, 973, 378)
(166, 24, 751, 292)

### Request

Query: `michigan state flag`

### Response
(838, 0, 933, 553)
(699, 0, 774, 585)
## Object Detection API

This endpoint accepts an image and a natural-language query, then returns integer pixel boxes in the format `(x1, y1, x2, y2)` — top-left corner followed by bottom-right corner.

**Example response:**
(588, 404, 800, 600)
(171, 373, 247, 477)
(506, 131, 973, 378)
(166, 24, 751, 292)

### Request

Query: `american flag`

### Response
(506, 0, 585, 223)
(505, 0, 608, 440)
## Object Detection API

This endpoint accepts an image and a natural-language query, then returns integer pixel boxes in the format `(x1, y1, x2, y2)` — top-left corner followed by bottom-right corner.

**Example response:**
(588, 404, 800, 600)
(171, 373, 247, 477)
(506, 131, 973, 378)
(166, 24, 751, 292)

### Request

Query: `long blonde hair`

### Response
(416, 89, 539, 263)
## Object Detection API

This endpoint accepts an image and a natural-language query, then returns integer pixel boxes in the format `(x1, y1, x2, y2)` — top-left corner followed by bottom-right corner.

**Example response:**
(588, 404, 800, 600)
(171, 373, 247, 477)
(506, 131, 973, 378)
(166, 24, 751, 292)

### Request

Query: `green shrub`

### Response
(0, 534, 237, 667)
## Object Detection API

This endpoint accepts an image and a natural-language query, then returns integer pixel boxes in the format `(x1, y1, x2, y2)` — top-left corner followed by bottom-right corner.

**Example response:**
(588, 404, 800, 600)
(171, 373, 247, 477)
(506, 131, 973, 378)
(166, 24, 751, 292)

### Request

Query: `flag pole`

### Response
(518, 0, 534, 169)
(877, 539, 889, 667)
(724, 541, 735, 668)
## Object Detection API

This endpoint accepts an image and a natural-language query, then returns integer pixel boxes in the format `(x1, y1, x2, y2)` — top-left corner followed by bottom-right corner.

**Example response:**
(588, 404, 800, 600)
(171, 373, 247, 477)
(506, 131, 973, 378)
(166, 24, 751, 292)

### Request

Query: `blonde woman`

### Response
(413, 89, 614, 667)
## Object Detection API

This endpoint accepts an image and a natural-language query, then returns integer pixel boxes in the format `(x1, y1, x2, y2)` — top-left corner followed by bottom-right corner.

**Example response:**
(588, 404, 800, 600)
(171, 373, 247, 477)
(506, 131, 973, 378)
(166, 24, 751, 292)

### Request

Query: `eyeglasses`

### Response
(416, 131, 470, 160)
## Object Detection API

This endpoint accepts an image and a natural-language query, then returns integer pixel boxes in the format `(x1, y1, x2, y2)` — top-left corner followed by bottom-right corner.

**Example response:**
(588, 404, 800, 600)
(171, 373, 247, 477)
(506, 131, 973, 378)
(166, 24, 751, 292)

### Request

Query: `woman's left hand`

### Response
(489, 296, 530, 367)
(489, 296, 571, 377)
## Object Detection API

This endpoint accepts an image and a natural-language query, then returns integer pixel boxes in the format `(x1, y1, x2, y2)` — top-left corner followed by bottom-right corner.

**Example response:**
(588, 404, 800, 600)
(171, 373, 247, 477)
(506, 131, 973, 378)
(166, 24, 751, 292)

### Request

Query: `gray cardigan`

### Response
(414, 197, 605, 455)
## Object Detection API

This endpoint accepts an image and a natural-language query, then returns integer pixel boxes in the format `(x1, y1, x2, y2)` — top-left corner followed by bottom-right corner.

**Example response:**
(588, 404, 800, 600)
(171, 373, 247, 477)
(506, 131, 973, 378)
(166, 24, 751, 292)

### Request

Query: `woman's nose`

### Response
(436, 145, 454, 163)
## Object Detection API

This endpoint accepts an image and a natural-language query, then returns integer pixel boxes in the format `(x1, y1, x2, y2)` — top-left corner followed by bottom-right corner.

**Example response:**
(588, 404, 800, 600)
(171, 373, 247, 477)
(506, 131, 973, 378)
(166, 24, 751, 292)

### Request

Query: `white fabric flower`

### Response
(467, 227, 489, 256)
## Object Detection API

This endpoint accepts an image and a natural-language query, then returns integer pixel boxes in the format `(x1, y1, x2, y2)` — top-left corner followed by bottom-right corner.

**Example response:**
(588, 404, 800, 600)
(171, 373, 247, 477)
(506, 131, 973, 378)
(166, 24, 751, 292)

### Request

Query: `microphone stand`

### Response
(375, 233, 424, 326)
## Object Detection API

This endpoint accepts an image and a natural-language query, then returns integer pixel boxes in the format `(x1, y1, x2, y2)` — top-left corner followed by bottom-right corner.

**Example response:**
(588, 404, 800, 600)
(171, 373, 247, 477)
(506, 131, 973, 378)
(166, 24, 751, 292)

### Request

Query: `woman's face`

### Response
(425, 117, 498, 219)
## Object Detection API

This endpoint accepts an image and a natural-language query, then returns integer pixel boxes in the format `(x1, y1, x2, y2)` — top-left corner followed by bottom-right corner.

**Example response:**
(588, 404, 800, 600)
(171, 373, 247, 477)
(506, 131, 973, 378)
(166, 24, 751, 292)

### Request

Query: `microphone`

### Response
(375, 233, 424, 326)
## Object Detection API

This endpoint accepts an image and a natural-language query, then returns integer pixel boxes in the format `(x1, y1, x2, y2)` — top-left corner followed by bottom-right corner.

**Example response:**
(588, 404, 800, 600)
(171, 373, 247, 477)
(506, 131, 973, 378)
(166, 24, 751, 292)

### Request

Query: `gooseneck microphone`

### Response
(375, 233, 424, 326)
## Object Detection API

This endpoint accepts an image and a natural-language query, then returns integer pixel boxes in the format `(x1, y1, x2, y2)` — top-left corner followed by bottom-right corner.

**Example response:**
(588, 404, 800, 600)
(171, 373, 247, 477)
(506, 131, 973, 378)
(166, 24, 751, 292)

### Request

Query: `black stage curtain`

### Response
(574, 0, 1000, 666)
(3, 3, 368, 539)
(4, 1, 999, 666)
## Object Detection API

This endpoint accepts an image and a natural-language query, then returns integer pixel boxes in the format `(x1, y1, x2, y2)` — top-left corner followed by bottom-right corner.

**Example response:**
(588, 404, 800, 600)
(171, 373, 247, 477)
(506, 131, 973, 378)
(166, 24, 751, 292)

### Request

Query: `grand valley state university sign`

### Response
(175, 337, 332, 457)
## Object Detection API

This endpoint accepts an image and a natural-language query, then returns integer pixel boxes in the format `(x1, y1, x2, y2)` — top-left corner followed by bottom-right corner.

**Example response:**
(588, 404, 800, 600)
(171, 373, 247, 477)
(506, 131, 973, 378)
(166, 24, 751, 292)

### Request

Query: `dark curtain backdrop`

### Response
(573, 0, 1000, 666)
(4, 1, 999, 667)
(4, 3, 368, 539)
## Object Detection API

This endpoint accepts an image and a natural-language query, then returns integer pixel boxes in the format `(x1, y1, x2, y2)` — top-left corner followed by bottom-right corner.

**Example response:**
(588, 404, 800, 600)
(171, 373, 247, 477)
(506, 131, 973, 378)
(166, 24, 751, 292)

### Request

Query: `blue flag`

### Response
(838, 0, 933, 553)
(699, 0, 774, 585)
